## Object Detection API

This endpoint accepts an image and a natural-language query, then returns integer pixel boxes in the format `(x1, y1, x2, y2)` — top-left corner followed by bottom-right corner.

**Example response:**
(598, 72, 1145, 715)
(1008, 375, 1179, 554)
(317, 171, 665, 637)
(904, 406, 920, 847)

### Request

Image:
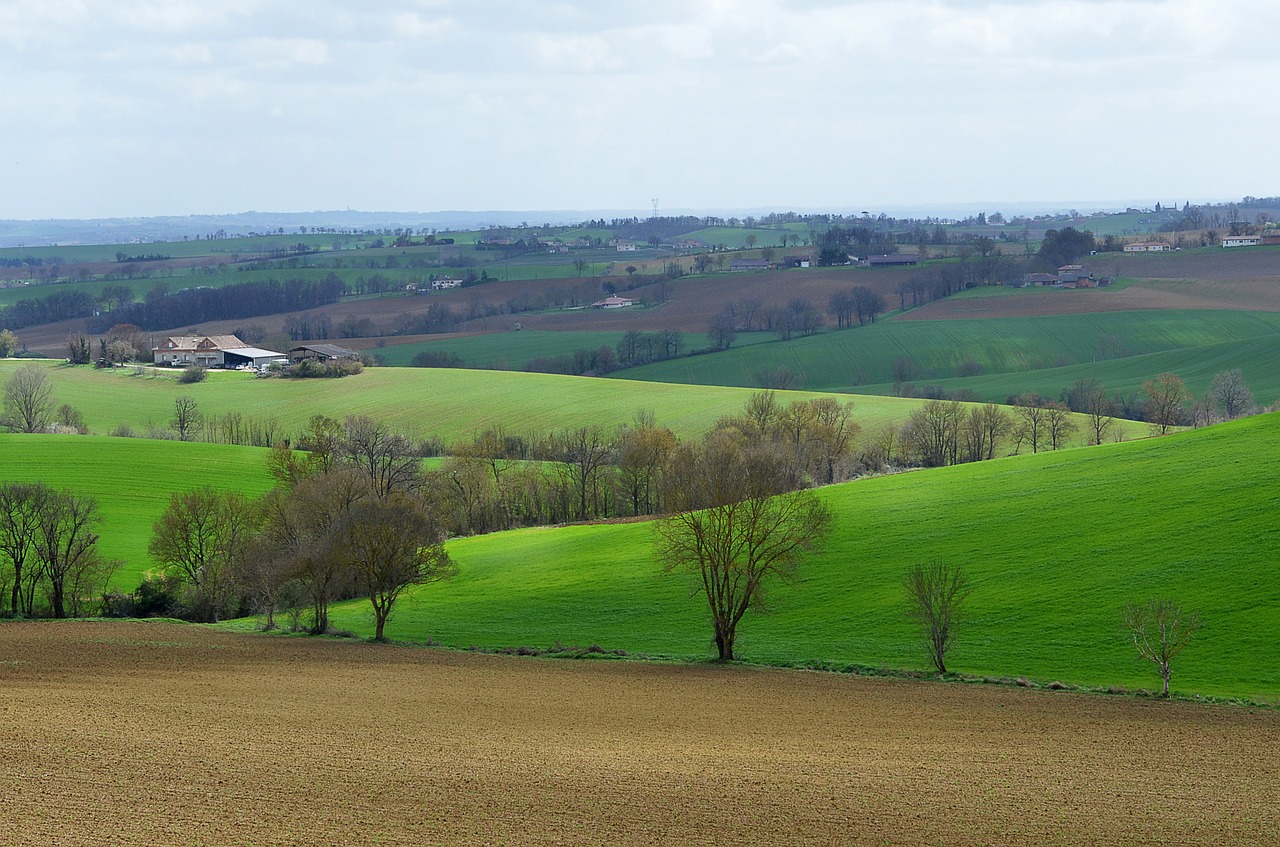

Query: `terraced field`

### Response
(3, 620, 1276, 847)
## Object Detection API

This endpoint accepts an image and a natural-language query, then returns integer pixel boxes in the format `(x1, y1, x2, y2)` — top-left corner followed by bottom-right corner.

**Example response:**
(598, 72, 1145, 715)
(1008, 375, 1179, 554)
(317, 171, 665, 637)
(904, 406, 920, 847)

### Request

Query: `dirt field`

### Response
(2, 621, 1276, 846)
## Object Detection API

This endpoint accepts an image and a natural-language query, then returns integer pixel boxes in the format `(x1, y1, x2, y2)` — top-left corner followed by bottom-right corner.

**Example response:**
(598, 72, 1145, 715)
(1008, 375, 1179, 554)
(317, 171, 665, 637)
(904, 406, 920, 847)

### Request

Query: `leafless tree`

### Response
(149, 488, 260, 621)
(903, 560, 971, 674)
(3, 364, 55, 433)
(656, 433, 829, 661)
(1044, 401, 1077, 451)
(960, 404, 1010, 463)
(1012, 395, 1048, 454)
(171, 396, 202, 441)
(341, 415, 421, 495)
(1210, 369, 1253, 420)
(34, 491, 101, 619)
(1122, 598, 1200, 698)
(1143, 373, 1189, 435)
(0, 481, 50, 616)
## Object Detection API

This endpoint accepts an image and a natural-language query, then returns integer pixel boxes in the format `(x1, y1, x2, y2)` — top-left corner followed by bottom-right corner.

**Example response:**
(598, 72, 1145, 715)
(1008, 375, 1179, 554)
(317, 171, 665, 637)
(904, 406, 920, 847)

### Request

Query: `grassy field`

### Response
(854, 333, 1280, 404)
(300, 412, 1280, 699)
(369, 330, 628, 367)
(0, 435, 276, 584)
(7, 621, 1276, 847)
(0, 359, 939, 444)
(613, 309, 1280, 393)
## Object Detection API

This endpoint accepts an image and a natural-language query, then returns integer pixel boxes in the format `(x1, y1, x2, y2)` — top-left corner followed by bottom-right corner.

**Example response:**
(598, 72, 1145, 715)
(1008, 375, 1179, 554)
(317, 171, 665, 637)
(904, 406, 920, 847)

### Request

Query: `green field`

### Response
(0, 435, 277, 584)
(305, 412, 1280, 700)
(371, 331, 628, 367)
(855, 333, 1280, 405)
(0, 359, 935, 445)
(614, 310, 1280, 394)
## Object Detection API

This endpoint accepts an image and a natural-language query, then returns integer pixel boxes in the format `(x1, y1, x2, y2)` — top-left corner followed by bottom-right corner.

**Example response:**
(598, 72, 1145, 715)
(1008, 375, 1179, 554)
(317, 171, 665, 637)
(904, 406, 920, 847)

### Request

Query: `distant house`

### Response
(432, 277, 463, 290)
(866, 254, 920, 267)
(615, 241, 637, 252)
(1222, 235, 1261, 248)
(784, 255, 811, 268)
(591, 295, 635, 309)
(152, 334, 246, 367)
(674, 239, 708, 251)
(729, 259, 770, 272)
(1124, 241, 1171, 252)
(1057, 264, 1093, 284)
(547, 243, 568, 254)
(289, 343, 359, 363)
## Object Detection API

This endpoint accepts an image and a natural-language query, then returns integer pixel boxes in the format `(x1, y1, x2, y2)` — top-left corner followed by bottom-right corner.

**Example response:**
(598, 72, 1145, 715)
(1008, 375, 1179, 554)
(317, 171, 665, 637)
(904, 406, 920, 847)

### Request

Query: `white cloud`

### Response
(0, 0, 1276, 217)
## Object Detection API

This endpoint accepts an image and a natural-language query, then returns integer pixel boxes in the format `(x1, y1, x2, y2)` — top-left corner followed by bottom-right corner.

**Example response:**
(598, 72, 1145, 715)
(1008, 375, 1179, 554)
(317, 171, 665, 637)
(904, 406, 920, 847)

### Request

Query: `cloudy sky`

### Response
(2, 0, 1277, 220)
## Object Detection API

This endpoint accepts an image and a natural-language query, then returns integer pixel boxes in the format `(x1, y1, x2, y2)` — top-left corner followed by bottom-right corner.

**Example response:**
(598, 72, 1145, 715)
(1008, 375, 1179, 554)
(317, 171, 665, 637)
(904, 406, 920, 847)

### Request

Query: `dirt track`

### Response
(1, 621, 1276, 846)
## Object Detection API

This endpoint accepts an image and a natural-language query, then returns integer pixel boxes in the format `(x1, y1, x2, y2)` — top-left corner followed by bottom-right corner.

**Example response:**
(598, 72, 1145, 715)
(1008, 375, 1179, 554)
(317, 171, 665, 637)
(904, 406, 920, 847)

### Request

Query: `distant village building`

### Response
(729, 259, 770, 272)
(1020, 273, 1059, 287)
(1222, 235, 1261, 248)
(1057, 264, 1092, 284)
(1123, 241, 1171, 252)
(784, 255, 811, 268)
(432, 277, 463, 290)
(615, 241, 637, 252)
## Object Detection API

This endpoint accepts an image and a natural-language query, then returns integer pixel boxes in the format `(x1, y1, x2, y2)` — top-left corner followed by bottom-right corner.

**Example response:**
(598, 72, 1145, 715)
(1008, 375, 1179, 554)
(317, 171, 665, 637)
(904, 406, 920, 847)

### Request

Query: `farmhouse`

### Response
(1057, 264, 1092, 284)
(591, 294, 635, 309)
(289, 343, 359, 363)
(432, 277, 463, 290)
(1222, 235, 1261, 248)
(865, 254, 920, 267)
(152, 334, 247, 367)
(729, 259, 770, 272)
(615, 241, 637, 252)
(1124, 241, 1171, 252)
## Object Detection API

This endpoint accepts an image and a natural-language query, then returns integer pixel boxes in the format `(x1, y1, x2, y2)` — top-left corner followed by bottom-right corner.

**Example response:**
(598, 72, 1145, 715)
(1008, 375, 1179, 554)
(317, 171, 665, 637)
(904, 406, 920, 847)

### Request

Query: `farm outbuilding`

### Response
(288, 343, 360, 363)
(222, 347, 288, 369)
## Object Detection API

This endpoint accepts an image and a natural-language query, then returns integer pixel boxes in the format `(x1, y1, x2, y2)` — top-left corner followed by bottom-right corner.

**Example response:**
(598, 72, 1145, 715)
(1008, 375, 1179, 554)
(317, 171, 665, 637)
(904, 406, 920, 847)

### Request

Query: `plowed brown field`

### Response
(2, 621, 1277, 846)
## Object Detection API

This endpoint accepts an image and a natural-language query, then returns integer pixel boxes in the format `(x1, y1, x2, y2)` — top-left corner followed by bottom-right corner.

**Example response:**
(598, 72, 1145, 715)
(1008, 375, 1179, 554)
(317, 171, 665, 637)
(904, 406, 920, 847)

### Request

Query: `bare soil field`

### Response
(2, 621, 1276, 846)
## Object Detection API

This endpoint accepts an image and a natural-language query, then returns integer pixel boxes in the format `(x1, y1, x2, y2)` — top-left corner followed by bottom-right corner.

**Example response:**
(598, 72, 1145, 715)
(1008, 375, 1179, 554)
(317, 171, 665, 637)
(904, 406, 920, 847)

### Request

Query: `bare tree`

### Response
(1122, 599, 1200, 698)
(149, 488, 259, 621)
(1044, 401, 1077, 451)
(1143, 373, 1189, 435)
(33, 491, 101, 619)
(3, 364, 55, 433)
(171, 396, 201, 441)
(903, 560, 971, 674)
(1210, 369, 1253, 420)
(656, 433, 829, 661)
(341, 415, 421, 495)
(1012, 395, 1047, 454)
(0, 482, 50, 616)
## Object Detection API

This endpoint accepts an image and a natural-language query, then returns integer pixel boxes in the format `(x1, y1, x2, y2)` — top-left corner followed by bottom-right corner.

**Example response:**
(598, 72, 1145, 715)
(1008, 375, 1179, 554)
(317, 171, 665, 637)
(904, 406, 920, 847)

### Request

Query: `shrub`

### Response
(178, 364, 208, 384)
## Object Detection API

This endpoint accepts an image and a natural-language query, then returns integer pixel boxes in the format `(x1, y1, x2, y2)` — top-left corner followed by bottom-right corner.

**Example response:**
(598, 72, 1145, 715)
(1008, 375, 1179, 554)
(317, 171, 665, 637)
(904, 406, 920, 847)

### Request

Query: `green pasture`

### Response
(0, 435, 276, 585)
(309, 412, 1280, 700)
(370, 331, 628, 367)
(677, 225, 804, 248)
(614, 310, 1280, 393)
(0, 359, 933, 445)
(855, 334, 1280, 405)
(0, 234, 361, 265)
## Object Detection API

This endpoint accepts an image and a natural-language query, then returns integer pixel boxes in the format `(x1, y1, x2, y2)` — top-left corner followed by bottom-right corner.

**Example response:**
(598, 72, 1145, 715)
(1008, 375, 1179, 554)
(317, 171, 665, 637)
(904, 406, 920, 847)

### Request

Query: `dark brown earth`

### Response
(2, 620, 1276, 846)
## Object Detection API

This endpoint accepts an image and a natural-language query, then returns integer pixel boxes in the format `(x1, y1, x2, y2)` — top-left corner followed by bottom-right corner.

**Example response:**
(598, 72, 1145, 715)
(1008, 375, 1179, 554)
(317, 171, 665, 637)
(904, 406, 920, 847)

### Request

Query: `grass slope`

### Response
(0, 435, 276, 585)
(317, 413, 1280, 699)
(855, 333, 1280, 405)
(0, 360, 931, 443)
(614, 309, 1280, 393)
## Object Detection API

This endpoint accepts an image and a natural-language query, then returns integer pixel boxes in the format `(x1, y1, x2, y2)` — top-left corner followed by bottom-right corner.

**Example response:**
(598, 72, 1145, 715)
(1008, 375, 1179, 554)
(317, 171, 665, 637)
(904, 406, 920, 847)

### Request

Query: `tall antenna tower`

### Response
(651, 197, 659, 219)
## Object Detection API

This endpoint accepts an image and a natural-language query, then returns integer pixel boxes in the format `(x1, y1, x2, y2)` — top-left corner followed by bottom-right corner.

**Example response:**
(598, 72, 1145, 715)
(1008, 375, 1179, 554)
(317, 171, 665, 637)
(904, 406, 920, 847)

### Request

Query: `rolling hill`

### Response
(306, 412, 1280, 700)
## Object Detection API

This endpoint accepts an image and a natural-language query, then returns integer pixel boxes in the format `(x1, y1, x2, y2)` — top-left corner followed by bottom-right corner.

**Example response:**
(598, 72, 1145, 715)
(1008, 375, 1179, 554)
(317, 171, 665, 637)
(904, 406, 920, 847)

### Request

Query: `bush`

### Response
(178, 364, 208, 383)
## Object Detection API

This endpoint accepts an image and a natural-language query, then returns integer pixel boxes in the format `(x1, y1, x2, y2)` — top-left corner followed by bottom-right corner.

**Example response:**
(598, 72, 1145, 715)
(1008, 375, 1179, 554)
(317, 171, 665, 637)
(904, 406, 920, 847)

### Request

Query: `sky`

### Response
(2, 0, 1277, 221)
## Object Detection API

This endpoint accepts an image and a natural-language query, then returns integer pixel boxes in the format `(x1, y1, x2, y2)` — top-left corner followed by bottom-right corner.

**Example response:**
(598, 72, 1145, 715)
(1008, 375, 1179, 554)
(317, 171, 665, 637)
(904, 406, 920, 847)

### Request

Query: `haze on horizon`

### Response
(2, 0, 1276, 221)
